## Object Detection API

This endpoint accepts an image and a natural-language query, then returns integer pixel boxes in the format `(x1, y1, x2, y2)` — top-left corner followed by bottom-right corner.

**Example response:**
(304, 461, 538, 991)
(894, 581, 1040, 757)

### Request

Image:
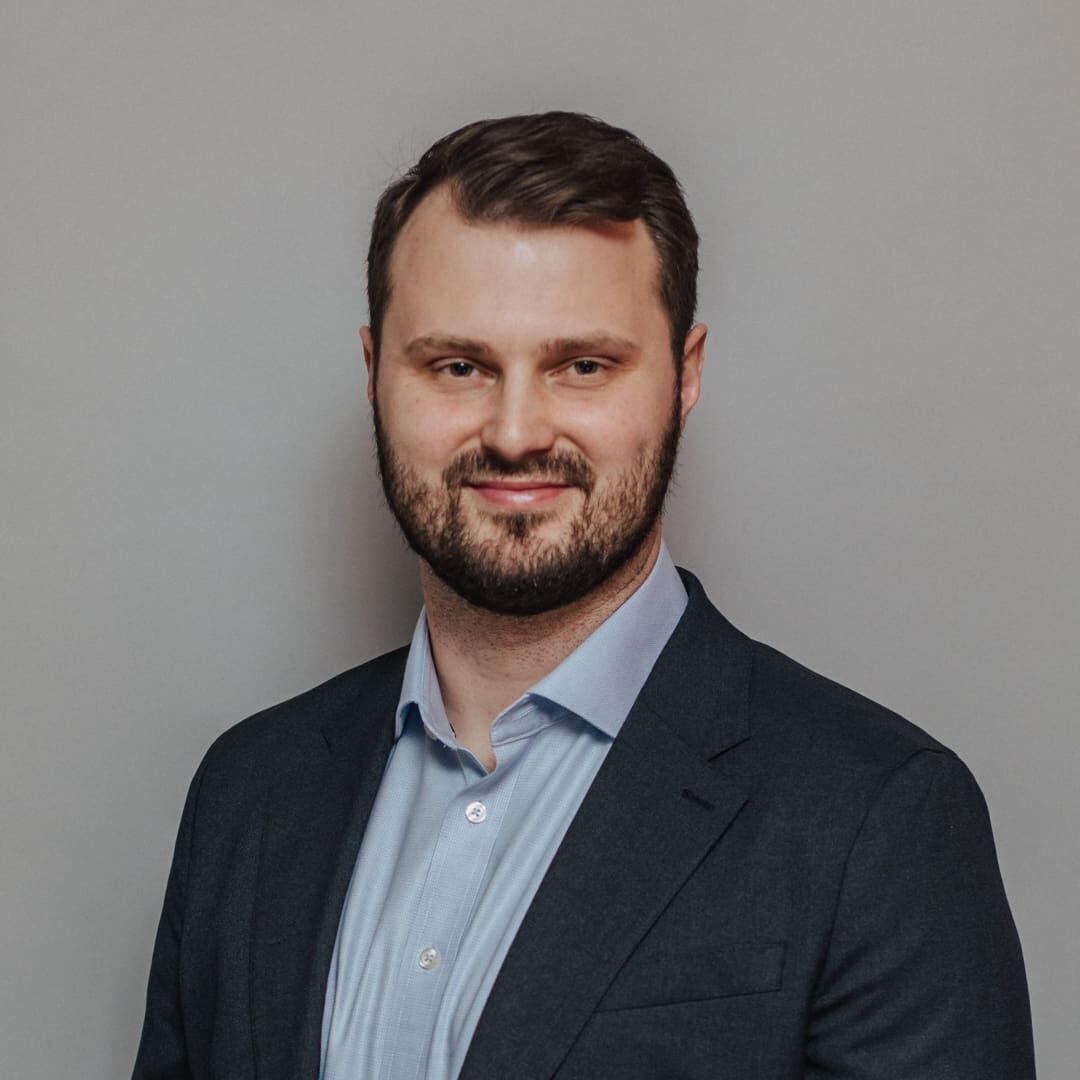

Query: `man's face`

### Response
(364, 186, 704, 615)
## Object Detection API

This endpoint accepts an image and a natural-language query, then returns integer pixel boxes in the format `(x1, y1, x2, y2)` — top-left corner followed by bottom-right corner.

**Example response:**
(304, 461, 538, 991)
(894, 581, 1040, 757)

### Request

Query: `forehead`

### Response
(383, 186, 666, 345)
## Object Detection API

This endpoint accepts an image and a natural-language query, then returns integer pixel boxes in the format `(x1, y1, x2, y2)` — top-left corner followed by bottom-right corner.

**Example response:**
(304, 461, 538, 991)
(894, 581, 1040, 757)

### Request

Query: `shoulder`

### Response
(672, 570, 965, 798)
(195, 644, 408, 785)
(731, 636, 991, 849)
(683, 619, 1000, 891)
(748, 637, 948, 764)
(743, 633, 985, 811)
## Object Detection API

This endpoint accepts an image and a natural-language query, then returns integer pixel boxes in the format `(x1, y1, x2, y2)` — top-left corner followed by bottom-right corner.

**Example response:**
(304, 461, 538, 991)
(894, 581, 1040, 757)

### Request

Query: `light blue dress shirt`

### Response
(320, 542, 688, 1080)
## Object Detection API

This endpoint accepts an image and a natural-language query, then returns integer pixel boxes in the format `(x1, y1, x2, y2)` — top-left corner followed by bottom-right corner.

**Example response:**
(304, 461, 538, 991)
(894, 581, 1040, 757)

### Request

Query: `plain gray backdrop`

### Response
(2, 2, 1077, 1076)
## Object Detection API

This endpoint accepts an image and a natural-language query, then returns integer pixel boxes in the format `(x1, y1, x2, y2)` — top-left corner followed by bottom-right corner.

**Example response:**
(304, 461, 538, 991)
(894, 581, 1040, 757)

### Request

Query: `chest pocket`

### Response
(595, 941, 787, 1012)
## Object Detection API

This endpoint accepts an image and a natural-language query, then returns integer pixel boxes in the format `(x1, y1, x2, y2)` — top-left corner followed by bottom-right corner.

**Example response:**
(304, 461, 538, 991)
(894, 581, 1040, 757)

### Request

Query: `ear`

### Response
(679, 323, 707, 428)
(360, 326, 376, 405)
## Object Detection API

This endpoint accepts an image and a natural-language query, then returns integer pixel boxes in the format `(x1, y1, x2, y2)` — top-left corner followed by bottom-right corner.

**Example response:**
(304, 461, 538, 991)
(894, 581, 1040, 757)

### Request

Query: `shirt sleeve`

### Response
(805, 749, 1035, 1078)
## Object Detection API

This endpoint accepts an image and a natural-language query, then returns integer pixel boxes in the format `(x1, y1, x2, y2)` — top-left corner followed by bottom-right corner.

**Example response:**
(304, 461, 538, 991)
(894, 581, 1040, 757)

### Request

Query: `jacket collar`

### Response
(636, 567, 753, 759)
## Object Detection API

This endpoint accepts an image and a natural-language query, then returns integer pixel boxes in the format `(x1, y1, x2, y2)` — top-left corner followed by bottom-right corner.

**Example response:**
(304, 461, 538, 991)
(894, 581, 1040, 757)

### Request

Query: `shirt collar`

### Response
(395, 540, 688, 742)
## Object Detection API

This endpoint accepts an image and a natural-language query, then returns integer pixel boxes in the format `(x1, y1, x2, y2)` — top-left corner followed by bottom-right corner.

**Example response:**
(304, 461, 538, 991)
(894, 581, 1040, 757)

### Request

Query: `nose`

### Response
(479, 373, 557, 462)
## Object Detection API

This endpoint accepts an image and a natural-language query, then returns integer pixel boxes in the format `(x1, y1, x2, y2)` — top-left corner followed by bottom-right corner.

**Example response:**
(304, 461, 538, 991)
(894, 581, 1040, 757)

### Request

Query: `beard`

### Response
(373, 396, 682, 616)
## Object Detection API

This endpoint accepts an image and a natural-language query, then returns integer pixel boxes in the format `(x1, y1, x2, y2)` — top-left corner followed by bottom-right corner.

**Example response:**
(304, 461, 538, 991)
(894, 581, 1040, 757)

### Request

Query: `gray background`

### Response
(2, 1, 1077, 1075)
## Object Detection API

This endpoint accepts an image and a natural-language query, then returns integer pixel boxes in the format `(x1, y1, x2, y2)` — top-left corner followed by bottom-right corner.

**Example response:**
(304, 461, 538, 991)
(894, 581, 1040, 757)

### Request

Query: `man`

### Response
(133, 112, 1035, 1079)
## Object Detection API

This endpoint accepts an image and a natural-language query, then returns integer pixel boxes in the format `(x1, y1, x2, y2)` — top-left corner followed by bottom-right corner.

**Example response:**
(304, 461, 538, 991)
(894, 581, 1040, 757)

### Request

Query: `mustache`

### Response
(444, 449, 595, 493)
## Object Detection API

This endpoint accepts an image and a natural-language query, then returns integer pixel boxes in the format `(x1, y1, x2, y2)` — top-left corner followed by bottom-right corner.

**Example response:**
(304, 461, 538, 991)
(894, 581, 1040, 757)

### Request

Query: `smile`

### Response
(464, 481, 573, 508)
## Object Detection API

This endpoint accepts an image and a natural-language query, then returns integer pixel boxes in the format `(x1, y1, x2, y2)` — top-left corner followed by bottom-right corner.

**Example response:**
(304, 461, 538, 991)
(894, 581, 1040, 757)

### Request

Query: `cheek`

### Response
(573, 400, 672, 466)
(380, 389, 477, 467)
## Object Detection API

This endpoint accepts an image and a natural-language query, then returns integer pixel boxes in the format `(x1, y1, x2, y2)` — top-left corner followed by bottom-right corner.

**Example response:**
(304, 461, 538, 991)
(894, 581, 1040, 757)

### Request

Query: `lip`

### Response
(464, 481, 572, 508)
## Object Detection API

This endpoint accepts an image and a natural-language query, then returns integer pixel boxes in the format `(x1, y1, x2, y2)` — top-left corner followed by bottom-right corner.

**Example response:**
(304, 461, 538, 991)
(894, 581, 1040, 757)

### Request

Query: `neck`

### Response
(420, 527, 662, 769)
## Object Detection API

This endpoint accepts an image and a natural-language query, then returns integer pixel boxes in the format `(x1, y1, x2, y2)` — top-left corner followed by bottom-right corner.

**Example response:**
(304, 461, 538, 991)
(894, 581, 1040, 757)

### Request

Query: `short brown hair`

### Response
(366, 111, 698, 365)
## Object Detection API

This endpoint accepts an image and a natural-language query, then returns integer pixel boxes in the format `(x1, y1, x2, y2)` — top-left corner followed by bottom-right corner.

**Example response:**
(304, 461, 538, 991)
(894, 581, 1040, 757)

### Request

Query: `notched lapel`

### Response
(460, 704, 750, 1080)
(249, 656, 404, 1080)
(460, 573, 756, 1080)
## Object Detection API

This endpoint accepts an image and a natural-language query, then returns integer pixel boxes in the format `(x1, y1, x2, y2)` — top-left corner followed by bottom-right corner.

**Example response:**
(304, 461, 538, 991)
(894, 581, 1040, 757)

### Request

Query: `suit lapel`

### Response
(249, 650, 406, 1080)
(460, 573, 756, 1080)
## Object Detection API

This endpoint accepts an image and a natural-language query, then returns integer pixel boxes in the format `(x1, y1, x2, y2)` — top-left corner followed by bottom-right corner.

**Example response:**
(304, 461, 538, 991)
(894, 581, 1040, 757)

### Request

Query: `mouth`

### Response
(463, 479, 574, 508)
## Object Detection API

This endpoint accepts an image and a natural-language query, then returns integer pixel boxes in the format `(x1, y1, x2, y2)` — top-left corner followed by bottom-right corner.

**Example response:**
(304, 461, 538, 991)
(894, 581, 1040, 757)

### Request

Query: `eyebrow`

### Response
(538, 333, 641, 358)
(401, 331, 640, 361)
(402, 334, 495, 361)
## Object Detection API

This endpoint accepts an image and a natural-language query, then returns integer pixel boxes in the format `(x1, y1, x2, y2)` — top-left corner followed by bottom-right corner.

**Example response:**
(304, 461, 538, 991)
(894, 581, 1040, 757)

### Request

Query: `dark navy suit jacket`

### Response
(133, 571, 1035, 1078)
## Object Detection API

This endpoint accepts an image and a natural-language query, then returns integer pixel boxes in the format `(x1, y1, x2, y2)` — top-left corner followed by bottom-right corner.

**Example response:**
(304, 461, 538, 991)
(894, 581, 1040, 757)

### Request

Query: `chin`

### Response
(470, 512, 567, 545)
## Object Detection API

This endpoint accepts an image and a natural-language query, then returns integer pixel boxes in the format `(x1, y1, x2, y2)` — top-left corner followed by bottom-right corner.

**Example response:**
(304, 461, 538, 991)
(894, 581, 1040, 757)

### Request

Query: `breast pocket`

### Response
(595, 941, 787, 1012)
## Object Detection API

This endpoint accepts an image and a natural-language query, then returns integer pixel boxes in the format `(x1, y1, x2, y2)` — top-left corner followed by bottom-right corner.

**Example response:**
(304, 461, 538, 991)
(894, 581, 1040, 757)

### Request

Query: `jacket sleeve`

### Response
(131, 755, 209, 1080)
(805, 749, 1035, 1078)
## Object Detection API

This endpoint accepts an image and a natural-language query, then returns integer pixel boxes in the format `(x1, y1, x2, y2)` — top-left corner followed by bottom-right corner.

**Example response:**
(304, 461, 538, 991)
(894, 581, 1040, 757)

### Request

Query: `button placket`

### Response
(390, 737, 524, 1076)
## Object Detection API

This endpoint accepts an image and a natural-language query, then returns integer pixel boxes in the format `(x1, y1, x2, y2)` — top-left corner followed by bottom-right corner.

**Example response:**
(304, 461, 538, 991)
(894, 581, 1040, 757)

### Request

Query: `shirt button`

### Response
(417, 947, 440, 970)
(465, 800, 487, 824)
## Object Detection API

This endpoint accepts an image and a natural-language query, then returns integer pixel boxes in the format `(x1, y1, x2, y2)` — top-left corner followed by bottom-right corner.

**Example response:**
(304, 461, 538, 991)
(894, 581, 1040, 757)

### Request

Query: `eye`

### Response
(439, 360, 478, 378)
(569, 358, 602, 376)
